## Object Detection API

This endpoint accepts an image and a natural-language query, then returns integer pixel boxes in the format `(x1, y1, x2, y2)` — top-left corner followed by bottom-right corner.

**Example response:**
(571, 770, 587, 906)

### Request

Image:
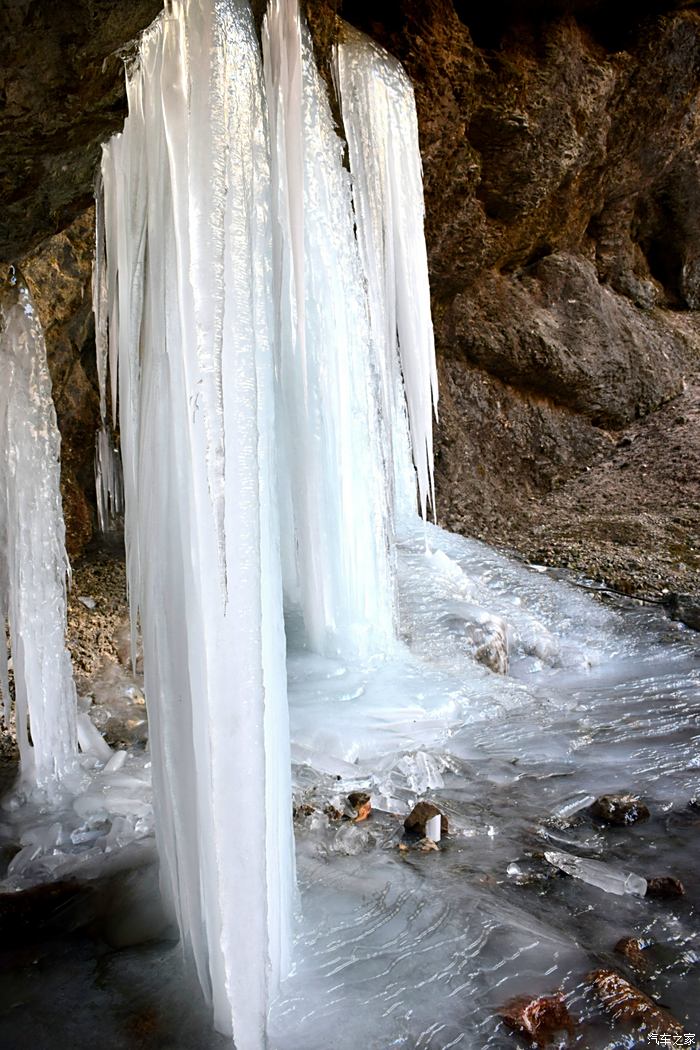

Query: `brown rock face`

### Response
(0, 0, 163, 261)
(340, 0, 700, 589)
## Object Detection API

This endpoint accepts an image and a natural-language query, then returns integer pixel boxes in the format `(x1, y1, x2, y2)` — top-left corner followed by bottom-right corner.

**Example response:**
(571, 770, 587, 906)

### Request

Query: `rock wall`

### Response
(1, 0, 698, 588)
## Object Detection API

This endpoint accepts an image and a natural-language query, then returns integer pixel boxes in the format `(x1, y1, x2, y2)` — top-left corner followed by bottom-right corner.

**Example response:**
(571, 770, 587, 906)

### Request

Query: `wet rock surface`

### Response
(590, 793, 650, 826)
(646, 875, 686, 899)
(588, 968, 685, 1037)
(500, 992, 574, 1047)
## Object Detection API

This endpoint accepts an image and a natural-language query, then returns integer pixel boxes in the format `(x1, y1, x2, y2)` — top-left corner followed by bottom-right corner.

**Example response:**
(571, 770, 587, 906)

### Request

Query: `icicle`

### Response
(101, 3, 293, 1047)
(263, 0, 395, 657)
(93, 171, 125, 534)
(0, 269, 78, 795)
(334, 27, 439, 521)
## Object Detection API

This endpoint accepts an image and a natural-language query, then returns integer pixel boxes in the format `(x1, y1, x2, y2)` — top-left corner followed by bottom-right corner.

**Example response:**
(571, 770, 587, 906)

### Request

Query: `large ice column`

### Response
(263, 0, 396, 658)
(0, 271, 78, 796)
(100, 2, 293, 1046)
(333, 28, 439, 522)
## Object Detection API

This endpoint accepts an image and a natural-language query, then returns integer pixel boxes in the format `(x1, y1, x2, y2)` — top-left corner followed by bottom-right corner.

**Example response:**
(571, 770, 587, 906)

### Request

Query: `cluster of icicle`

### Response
(93, 183, 125, 534)
(96, 0, 438, 1046)
(0, 270, 78, 797)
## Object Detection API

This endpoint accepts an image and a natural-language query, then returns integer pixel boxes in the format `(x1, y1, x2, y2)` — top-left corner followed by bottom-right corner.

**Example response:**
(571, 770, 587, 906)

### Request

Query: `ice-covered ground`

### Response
(1, 521, 698, 1047)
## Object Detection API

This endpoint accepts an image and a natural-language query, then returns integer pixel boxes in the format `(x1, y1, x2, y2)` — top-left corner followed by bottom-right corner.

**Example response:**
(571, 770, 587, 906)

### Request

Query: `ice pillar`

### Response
(0, 270, 78, 796)
(100, 2, 293, 1046)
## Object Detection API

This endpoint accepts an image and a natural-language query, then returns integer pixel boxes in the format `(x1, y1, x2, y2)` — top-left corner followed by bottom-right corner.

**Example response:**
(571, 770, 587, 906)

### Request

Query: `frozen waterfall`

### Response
(96, 0, 439, 1045)
(101, 2, 293, 1045)
(0, 271, 78, 796)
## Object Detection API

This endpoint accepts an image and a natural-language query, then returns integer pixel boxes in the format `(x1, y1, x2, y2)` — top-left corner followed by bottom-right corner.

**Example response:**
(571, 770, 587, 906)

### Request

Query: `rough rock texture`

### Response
(1, 0, 699, 588)
(338, 0, 700, 595)
(0, 0, 162, 260)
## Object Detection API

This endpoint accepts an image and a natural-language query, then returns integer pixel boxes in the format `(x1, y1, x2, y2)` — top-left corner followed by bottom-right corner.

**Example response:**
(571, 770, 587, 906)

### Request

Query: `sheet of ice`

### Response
(263, 0, 395, 657)
(334, 27, 438, 521)
(0, 272, 78, 797)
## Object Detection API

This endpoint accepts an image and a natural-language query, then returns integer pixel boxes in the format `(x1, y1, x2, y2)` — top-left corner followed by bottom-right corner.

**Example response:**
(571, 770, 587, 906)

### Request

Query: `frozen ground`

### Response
(1, 522, 698, 1048)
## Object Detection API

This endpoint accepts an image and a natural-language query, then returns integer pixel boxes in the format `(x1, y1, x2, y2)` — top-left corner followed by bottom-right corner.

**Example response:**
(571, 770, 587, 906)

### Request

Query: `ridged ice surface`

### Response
(272, 521, 700, 1047)
(100, 2, 293, 1047)
(0, 275, 78, 796)
(334, 27, 438, 521)
(263, 2, 395, 657)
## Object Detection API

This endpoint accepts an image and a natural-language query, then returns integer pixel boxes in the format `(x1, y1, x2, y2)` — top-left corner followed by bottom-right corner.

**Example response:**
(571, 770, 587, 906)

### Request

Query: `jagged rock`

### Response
(663, 592, 700, 632)
(646, 876, 685, 899)
(404, 801, 448, 837)
(589, 794, 650, 826)
(588, 969, 684, 1038)
(500, 992, 574, 1047)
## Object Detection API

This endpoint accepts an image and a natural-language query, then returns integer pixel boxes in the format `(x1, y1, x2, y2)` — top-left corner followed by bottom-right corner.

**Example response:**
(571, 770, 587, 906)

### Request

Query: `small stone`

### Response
(346, 791, 371, 822)
(404, 801, 448, 837)
(418, 837, 439, 852)
(500, 992, 574, 1047)
(614, 937, 649, 969)
(589, 794, 650, 826)
(646, 876, 685, 899)
(397, 842, 409, 852)
(323, 803, 343, 821)
(588, 969, 683, 1037)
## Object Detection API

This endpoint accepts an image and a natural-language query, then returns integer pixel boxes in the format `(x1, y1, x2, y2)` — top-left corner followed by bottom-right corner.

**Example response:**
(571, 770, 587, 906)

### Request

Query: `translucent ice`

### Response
(334, 27, 439, 521)
(100, 3, 294, 1046)
(0, 272, 78, 796)
(545, 849, 648, 896)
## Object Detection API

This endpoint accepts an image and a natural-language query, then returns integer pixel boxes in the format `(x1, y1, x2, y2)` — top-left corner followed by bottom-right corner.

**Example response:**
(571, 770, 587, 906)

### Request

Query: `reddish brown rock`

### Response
(588, 969, 684, 1037)
(404, 801, 449, 837)
(614, 937, 650, 970)
(500, 992, 575, 1047)
(646, 876, 686, 899)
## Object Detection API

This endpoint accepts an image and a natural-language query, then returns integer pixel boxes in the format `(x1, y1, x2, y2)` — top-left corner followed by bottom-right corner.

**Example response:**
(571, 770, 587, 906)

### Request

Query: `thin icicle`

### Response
(0, 270, 78, 795)
(334, 27, 439, 520)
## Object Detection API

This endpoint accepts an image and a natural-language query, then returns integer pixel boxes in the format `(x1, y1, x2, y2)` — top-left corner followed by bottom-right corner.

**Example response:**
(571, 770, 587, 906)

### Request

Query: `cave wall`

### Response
(1, 0, 699, 556)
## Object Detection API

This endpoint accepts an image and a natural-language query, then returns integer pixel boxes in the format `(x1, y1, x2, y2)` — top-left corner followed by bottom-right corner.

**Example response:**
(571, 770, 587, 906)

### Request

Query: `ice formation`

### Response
(92, 177, 124, 533)
(94, 0, 443, 1042)
(334, 27, 439, 521)
(0, 271, 78, 796)
(100, 2, 293, 1044)
(263, 2, 395, 657)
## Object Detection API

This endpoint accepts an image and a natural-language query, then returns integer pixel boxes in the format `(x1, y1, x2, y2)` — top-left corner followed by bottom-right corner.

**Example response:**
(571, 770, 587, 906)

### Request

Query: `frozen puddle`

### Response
(2, 520, 699, 1047)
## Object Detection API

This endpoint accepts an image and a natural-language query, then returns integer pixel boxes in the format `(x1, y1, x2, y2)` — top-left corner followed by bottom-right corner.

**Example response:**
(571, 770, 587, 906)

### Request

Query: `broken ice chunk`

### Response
(545, 849, 647, 897)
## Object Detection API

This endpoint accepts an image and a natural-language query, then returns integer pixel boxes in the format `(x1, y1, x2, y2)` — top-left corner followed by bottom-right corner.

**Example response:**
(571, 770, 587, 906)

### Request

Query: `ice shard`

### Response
(0, 270, 78, 796)
(334, 27, 439, 522)
(100, 2, 293, 1046)
(263, 0, 396, 658)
